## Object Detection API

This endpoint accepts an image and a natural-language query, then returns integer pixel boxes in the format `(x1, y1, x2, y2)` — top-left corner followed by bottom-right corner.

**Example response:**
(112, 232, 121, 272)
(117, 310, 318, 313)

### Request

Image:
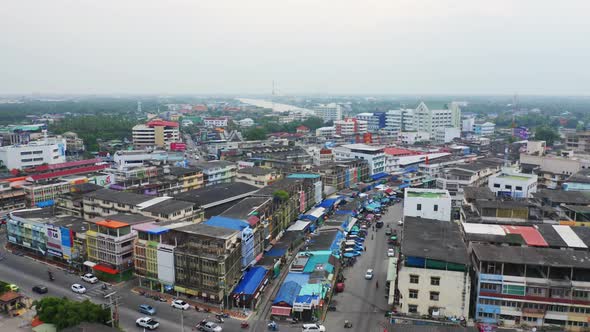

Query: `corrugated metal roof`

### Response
(553, 225, 588, 248)
(502, 225, 548, 247)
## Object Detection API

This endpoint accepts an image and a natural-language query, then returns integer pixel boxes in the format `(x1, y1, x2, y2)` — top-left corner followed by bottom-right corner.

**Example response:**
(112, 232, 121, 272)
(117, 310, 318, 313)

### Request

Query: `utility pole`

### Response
(103, 291, 120, 328)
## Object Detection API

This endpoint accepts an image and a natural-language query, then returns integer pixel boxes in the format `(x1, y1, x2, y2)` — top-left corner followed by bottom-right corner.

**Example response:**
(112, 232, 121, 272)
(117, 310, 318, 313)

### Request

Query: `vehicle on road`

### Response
(387, 248, 395, 257)
(397, 220, 403, 226)
(32, 285, 48, 294)
(71, 284, 86, 294)
(197, 320, 223, 332)
(385, 229, 392, 236)
(365, 269, 374, 280)
(376, 220, 384, 228)
(171, 299, 190, 310)
(139, 304, 156, 315)
(136, 317, 160, 330)
(81, 273, 98, 284)
(302, 323, 326, 331)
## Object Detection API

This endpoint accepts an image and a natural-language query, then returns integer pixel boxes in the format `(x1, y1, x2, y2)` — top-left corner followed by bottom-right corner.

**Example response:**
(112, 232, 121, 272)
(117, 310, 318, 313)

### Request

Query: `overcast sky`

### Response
(2, 0, 589, 95)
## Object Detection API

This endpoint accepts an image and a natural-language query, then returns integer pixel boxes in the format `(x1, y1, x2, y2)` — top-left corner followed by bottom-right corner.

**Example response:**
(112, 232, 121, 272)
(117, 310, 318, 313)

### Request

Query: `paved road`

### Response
(323, 202, 403, 332)
(0, 238, 246, 332)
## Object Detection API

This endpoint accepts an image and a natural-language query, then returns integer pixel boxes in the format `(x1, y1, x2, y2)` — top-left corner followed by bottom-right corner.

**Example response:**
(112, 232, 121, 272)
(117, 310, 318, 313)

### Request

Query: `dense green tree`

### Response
(534, 125, 560, 146)
(273, 190, 289, 201)
(34, 297, 110, 330)
(50, 115, 137, 151)
(244, 127, 268, 140)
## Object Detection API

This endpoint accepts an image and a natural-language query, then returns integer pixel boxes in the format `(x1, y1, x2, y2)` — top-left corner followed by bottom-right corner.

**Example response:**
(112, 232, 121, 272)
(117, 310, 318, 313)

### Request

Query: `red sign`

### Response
(170, 142, 187, 151)
(299, 191, 306, 213)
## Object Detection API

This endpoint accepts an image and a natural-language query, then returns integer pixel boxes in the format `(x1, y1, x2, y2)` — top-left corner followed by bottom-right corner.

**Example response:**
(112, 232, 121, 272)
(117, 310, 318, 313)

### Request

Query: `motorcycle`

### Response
(344, 320, 353, 328)
(215, 314, 224, 323)
(101, 283, 108, 290)
(267, 321, 278, 331)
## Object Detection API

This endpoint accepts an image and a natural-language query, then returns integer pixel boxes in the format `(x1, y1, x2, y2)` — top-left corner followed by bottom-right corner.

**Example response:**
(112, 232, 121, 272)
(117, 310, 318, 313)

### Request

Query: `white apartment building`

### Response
(132, 120, 180, 149)
(398, 131, 430, 145)
(385, 109, 415, 133)
(462, 117, 475, 132)
(488, 167, 538, 198)
(474, 122, 495, 136)
(436, 159, 503, 197)
(333, 143, 386, 175)
(398, 217, 470, 318)
(203, 117, 229, 127)
(403, 188, 452, 221)
(413, 102, 461, 136)
(334, 118, 368, 136)
(434, 127, 461, 143)
(526, 140, 546, 155)
(355, 112, 385, 132)
(315, 126, 336, 138)
(313, 103, 343, 123)
(0, 138, 67, 170)
(113, 150, 184, 170)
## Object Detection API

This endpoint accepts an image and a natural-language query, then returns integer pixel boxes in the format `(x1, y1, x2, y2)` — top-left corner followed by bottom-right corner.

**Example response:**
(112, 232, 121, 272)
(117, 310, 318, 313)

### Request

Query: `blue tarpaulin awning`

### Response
(371, 172, 389, 181)
(318, 198, 339, 209)
(232, 266, 268, 295)
(274, 281, 303, 306)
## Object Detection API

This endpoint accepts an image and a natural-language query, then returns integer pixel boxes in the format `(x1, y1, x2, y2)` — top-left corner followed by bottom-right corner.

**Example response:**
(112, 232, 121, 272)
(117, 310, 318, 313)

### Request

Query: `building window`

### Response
(408, 305, 418, 313)
(505, 184, 512, 189)
(417, 204, 422, 211)
(430, 292, 439, 301)
(433, 204, 438, 212)
(410, 275, 419, 284)
(409, 289, 418, 299)
(515, 186, 523, 191)
(493, 183, 500, 188)
(431, 277, 440, 286)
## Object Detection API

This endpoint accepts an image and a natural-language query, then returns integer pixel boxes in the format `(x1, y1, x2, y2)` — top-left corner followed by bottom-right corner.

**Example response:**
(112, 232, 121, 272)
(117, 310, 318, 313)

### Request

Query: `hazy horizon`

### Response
(2, 1, 590, 95)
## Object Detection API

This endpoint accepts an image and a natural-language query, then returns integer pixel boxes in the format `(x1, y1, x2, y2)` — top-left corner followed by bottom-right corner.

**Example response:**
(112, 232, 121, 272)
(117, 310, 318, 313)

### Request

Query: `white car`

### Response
(81, 273, 98, 284)
(136, 317, 160, 330)
(71, 284, 87, 294)
(387, 248, 395, 257)
(397, 220, 403, 226)
(171, 299, 190, 310)
(198, 321, 223, 332)
(302, 323, 326, 332)
(365, 269, 374, 280)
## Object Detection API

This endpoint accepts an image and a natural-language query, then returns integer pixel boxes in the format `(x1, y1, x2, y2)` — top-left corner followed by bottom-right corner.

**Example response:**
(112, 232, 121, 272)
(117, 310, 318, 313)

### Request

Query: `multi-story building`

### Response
(166, 223, 242, 304)
(313, 103, 342, 123)
(315, 126, 335, 138)
(412, 102, 461, 136)
(112, 150, 185, 171)
(474, 122, 495, 137)
(488, 167, 538, 198)
(203, 117, 230, 128)
(62, 132, 85, 155)
(355, 112, 386, 132)
(434, 127, 461, 144)
(86, 214, 154, 280)
(398, 217, 470, 318)
(385, 109, 415, 133)
(462, 117, 475, 132)
(403, 188, 452, 221)
(398, 131, 430, 145)
(236, 167, 281, 188)
(566, 131, 590, 153)
(314, 159, 370, 190)
(472, 243, 590, 330)
(333, 143, 386, 176)
(0, 138, 66, 170)
(167, 167, 204, 192)
(6, 208, 89, 268)
(194, 160, 237, 186)
(436, 159, 503, 198)
(334, 118, 368, 136)
(132, 120, 180, 149)
(520, 153, 584, 189)
(83, 188, 203, 222)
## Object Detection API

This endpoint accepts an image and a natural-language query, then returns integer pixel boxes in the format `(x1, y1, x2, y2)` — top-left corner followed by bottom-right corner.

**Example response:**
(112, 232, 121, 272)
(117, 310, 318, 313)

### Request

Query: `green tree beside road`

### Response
(34, 297, 110, 331)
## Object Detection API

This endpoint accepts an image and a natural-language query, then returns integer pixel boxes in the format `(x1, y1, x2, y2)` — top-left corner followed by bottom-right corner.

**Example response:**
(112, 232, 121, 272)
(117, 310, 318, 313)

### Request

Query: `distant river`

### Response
(237, 98, 315, 114)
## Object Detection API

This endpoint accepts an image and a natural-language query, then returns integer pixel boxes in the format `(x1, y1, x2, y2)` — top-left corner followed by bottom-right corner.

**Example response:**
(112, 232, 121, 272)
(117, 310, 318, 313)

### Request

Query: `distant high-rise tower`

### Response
(137, 101, 142, 113)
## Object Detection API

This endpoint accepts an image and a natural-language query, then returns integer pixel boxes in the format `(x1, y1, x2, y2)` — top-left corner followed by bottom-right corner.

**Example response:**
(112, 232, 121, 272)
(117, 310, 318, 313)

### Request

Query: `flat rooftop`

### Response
(472, 243, 590, 268)
(174, 223, 239, 239)
(497, 174, 532, 181)
(402, 217, 469, 265)
(405, 189, 450, 199)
